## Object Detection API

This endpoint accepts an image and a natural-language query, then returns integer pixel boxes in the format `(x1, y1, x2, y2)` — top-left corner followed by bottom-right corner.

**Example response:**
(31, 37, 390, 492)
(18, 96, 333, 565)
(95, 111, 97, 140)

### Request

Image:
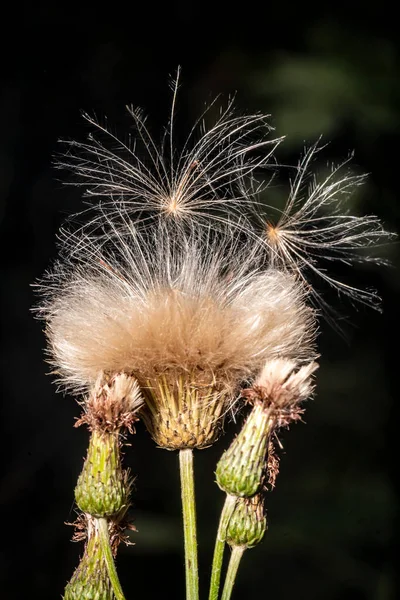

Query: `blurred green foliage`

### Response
(251, 24, 398, 145)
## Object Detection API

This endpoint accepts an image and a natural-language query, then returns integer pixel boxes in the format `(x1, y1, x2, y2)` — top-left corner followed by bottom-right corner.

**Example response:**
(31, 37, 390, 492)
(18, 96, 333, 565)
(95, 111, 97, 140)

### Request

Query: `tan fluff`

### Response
(76, 372, 144, 433)
(38, 222, 317, 399)
(252, 358, 318, 429)
(254, 358, 318, 406)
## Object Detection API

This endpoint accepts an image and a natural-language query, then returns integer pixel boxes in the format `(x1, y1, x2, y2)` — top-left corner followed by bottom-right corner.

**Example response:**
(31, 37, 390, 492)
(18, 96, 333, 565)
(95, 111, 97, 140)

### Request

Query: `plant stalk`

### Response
(97, 517, 127, 600)
(179, 449, 199, 600)
(220, 546, 244, 600)
(208, 494, 237, 600)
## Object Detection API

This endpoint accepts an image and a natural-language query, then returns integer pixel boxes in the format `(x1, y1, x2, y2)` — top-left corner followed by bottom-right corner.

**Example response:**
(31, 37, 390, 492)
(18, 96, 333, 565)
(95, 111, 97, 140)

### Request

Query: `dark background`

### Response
(1, 5, 399, 600)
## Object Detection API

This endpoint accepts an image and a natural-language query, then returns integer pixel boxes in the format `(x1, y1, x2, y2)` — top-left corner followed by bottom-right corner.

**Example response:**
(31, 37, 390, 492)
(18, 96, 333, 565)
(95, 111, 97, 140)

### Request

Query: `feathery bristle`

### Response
(247, 142, 394, 310)
(37, 222, 317, 396)
(56, 93, 281, 231)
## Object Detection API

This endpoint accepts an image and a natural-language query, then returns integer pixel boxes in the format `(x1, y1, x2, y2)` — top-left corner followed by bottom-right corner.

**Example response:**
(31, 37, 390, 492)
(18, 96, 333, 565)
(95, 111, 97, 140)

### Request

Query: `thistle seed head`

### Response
(38, 223, 317, 448)
(35, 71, 390, 455)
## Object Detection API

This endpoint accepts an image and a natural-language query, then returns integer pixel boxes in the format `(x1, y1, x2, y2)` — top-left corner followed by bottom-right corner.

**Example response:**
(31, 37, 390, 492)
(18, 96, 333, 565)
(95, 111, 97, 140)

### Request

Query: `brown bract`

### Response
(75, 372, 143, 434)
(243, 358, 318, 427)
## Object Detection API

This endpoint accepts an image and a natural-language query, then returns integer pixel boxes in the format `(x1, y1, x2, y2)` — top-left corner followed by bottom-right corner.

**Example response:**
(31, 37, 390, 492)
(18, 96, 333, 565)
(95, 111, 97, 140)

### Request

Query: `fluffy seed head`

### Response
(64, 515, 113, 600)
(36, 72, 391, 451)
(216, 359, 317, 495)
(38, 224, 316, 393)
(37, 221, 317, 448)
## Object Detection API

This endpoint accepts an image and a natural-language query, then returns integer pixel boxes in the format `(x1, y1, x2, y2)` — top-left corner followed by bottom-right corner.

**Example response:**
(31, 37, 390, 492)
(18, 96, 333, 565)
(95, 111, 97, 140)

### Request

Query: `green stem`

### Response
(97, 517, 127, 600)
(221, 546, 244, 600)
(208, 494, 237, 600)
(179, 449, 199, 600)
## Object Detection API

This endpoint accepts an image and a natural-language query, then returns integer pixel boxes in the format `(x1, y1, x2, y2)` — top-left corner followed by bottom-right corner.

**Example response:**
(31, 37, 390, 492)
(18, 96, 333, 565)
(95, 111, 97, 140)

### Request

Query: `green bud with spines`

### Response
(226, 493, 267, 549)
(75, 429, 129, 518)
(64, 520, 114, 600)
(216, 403, 270, 497)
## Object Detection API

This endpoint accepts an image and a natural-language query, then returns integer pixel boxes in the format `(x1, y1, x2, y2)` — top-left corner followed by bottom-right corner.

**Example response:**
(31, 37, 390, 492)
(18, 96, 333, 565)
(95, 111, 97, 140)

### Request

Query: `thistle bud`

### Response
(225, 494, 267, 549)
(74, 373, 140, 518)
(216, 402, 270, 497)
(216, 359, 318, 497)
(64, 517, 113, 600)
(75, 429, 129, 518)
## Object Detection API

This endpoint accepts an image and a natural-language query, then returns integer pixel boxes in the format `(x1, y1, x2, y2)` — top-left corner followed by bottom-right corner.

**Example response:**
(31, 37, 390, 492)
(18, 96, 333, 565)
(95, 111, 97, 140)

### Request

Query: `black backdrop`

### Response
(1, 5, 399, 600)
